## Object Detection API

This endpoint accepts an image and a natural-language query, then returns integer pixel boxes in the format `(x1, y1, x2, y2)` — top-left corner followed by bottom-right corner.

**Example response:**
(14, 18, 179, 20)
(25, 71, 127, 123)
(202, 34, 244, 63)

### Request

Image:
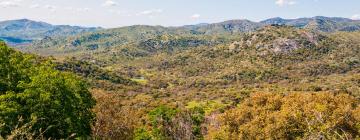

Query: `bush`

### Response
(92, 91, 139, 140)
(214, 93, 360, 139)
(136, 105, 208, 140)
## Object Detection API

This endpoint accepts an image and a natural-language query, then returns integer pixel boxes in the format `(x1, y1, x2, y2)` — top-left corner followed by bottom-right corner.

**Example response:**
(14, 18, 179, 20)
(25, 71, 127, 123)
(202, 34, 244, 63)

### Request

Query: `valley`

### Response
(1, 16, 360, 139)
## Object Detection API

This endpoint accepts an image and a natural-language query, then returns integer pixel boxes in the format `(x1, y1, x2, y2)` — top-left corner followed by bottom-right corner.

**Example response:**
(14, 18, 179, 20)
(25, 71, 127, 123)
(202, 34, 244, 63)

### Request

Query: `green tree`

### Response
(148, 105, 178, 139)
(0, 41, 96, 139)
(189, 106, 205, 139)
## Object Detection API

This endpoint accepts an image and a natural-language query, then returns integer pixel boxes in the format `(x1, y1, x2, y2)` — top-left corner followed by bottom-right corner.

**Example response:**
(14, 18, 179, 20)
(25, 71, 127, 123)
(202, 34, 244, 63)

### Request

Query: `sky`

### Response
(0, 0, 359, 28)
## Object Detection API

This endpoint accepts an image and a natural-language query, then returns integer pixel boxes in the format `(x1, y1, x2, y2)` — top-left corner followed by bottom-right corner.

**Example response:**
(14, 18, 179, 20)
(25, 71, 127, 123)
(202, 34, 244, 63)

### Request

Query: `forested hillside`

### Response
(1, 17, 360, 139)
(18, 16, 360, 54)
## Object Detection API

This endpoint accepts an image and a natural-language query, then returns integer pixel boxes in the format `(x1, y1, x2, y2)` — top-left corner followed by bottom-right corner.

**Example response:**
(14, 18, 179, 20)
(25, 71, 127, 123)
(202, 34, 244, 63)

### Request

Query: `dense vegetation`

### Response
(2, 17, 360, 139)
(212, 93, 360, 139)
(0, 41, 95, 139)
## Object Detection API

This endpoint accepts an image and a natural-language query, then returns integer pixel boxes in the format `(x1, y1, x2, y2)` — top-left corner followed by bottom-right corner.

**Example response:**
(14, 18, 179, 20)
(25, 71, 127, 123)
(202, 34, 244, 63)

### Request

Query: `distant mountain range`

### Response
(0, 19, 100, 45)
(185, 16, 360, 34)
(260, 16, 360, 32)
(1, 16, 360, 46)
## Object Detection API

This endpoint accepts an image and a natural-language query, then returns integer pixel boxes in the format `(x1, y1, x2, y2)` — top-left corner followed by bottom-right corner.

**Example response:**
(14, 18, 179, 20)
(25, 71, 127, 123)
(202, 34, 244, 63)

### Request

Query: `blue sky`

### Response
(0, 0, 359, 28)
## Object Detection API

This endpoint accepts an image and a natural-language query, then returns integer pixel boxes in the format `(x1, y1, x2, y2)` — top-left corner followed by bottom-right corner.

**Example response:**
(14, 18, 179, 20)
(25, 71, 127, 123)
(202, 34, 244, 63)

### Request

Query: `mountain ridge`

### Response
(0, 19, 100, 45)
(2, 16, 360, 46)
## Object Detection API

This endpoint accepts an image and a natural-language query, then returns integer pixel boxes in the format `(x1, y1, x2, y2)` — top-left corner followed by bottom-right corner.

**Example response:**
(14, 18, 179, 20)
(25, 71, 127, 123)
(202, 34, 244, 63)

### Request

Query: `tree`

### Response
(0, 41, 96, 139)
(148, 105, 178, 139)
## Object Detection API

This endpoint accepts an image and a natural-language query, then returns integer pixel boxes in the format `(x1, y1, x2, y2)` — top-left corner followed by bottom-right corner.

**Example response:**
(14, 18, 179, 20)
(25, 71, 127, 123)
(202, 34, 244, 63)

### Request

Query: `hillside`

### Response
(0, 19, 100, 45)
(260, 16, 359, 30)
(190, 16, 360, 33)
(14, 24, 360, 139)
(2, 17, 360, 139)
(3, 17, 360, 47)
(24, 16, 360, 56)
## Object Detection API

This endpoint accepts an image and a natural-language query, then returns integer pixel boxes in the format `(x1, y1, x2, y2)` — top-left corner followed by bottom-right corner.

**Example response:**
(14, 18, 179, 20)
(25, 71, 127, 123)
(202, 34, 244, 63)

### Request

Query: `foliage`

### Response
(134, 128, 152, 140)
(0, 42, 95, 139)
(188, 106, 205, 139)
(147, 105, 178, 139)
(56, 57, 134, 85)
(4, 24, 360, 139)
(92, 89, 140, 140)
(134, 105, 207, 140)
(25, 26, 358, 139)
(214, 93, 360, 139)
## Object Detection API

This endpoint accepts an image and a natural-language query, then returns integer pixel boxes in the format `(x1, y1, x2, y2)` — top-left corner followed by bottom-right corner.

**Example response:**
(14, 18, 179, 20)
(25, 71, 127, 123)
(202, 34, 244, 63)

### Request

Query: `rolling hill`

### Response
(2, 16, 360, 139)
(0, 16, 357, 48)
(32, 25, 359, 139)
(25, 16, 360, 55)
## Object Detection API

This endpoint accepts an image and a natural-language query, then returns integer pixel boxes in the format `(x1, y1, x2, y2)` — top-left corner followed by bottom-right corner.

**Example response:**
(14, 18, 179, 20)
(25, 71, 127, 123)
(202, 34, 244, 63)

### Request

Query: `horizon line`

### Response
(1, 16, 358, 29)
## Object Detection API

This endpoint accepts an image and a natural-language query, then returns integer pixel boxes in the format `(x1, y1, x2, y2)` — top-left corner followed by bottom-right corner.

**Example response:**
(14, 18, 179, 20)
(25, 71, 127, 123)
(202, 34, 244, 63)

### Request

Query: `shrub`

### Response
(215, 93, 360, 139)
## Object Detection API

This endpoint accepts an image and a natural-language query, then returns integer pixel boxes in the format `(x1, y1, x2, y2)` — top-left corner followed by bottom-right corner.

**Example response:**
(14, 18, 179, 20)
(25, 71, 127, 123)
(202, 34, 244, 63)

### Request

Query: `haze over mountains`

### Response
(0, 19, 99, 45)
(1, 16, 360, 46)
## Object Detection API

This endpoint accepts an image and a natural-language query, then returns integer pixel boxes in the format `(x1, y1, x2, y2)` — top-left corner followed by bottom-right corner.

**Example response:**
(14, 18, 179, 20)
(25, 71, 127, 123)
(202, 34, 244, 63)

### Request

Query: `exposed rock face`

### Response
(228, 41, 241, 52)
(272, 38, 300, 53)
(230, 26, 322, 55)
(138, 37, 222, 53)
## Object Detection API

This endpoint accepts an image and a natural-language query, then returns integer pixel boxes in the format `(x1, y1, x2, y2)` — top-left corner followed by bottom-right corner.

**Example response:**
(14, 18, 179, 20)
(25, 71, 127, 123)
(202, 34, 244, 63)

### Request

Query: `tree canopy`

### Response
(0, 41, 95, 139)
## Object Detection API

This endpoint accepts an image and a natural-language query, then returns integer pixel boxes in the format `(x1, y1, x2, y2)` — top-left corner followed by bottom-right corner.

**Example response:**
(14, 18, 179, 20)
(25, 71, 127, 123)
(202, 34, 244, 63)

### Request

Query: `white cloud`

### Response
(76, 8, 90, 12)
(0, 0, 21, 8)
(109, 10, 132, 17)
(65, 6, 74, 10)
(103, 0, 117, 7)
(275, 0, 296, 7)
(190, 14, 200, 19)
(29, 4, 40, 9)
(137, 9, 163, 16)
(44, 5, 56, 12)
(351, 14, 360, 20)
(62, 6, 90, 14)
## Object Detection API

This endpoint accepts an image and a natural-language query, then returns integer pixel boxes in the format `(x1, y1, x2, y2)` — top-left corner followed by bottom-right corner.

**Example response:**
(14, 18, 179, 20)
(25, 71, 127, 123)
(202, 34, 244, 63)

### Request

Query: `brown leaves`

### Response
(216, 93, 360, 139)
